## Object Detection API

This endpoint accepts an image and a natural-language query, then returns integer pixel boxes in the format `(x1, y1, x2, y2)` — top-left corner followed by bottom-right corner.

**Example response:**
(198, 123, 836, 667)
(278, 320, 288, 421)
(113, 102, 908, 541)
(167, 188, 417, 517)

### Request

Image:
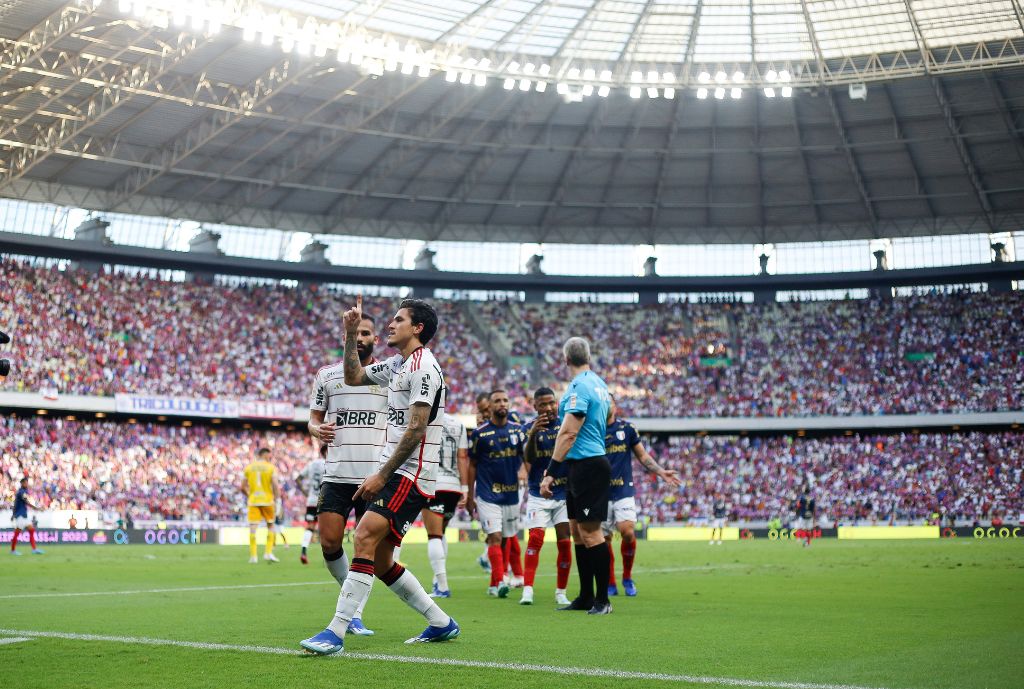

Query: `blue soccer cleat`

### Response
(477, 554, 491, 573)
(10, 550, 22, 556)
(429, 582, 451, 599)
(405, 617, 460, 644)
(608, 583, 619, 597)
(347, 618, 374, 636)
(32, 548, 44, 555)
(300, 629, 344, 655)
(623, 579, 637, 597)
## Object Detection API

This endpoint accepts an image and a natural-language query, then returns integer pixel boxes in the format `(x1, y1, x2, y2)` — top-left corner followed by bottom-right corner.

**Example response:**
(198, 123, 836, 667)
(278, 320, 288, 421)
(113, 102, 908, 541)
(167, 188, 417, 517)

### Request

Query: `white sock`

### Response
(428, 537, 447, 591)
(302, 529, 313, 550)
(325, 549, 349, 587)
(388, 569, 450, 627)
(442, 534, 448, 557)
(393, 545, 402, 562)
(355, 577, 372, 619)
(327, 570, 374, 637)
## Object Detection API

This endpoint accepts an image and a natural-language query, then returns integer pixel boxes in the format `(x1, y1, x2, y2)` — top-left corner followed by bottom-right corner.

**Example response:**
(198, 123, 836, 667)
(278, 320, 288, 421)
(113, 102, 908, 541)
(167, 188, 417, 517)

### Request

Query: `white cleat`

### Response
(509, 575, 524, 589)
(555, 590, 571, 606)
(519, 585, 534, 605)
(264, 553, 280, 563)
(487, 586, 499, 597)
(248, 556, 258, 564)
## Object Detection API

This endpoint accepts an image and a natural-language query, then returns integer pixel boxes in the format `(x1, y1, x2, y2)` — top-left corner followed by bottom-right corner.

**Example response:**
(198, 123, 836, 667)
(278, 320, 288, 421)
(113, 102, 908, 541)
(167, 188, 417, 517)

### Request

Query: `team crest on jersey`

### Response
(568, 394, 577, 409)
(509, 434, 518, 446)
(616, 430, 625, 441)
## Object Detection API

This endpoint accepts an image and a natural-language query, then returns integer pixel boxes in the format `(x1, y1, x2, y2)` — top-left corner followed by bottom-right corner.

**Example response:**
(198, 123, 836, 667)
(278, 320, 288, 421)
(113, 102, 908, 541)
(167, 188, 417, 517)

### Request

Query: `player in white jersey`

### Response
(421, 413, 469, 598)
(299, 444, 328, 565)
(300, 297, 459, 655)
(306, 313, 387, 637)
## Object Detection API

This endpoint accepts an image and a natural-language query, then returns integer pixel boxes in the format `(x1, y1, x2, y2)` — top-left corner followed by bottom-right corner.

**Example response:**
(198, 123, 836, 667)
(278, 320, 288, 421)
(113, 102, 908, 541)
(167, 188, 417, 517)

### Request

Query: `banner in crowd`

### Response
(238, 400, 295, 420)
(115, 394, 239, 418)
(0, 528, 216, 545)
(941, 525, 1024, 539)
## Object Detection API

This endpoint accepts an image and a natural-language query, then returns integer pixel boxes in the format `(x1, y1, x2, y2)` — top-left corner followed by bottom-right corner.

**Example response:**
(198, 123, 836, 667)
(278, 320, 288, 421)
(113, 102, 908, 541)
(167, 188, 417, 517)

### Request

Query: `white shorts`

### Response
(710, 517, 725, 529)
(524, 494, 569, 530)
(477, 499, 519, 537)
(13, 516, 31, 529)
(796, 517, 814, 531)
(601, 497, 638, 535)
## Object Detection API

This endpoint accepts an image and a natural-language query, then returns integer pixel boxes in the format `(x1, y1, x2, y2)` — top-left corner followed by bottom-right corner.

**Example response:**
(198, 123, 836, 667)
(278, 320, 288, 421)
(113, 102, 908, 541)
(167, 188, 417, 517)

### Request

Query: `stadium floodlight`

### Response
(535, 81, 547, 92)
(459, 71, 472, 84)
(281, 35, 295, 52)
(662, 72, 675, 83)
(600, 69, 612, 81)
(401, 61, 414, 75)
(503, 78, 515, 90)
(696, 87, 708, 99)
(524, 63, 536, 74)
(664, 87, 675, 99)
(629, 86, 641, 98)
(474, 73, 487, 86)
(445, 69, 458, 82)
(349, 48, 363, 65)
(631, 71, 643, 82)
(583, 68, 596, 80)
(730, 87, 741, 99)
(646, 86, 658, 98)
(556, 82, 569, 94)
(698, 71, 711, 83)
(732, 71, 744, 83)
(781, 85, 793, 97)
(172, 6, 187, 26)
(764, 87, 776, 97)
(417, 63, 430, 77)
(714, 86, 725, 99)
(765, 69, 778, 82)
(539, 64, 551, 76)
(779, 69, 791, 82)
(715, 71, 728, 83)
(118, 0, 131, 12)
(582, 84, 594, 96)
(132, 1, 147, 18)
(518, 78, 531, 91)
(478, 58, 491, 69)
(597, 85, 610, 97)
(508, 61, 521, 73)
(243, 25, 256, 41)
(567, 67, 581, 79)
(463, 58, 477, 68)
(647, 70, 659, 83)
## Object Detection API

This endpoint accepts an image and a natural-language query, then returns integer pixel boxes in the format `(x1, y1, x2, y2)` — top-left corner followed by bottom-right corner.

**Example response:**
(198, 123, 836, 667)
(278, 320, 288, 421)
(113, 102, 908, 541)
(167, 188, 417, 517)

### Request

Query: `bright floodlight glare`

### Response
(118, 0, 130, 12)
(779, 70, 791, 82)
(664, 87, 675, 99)
(582, 84, 594, 96)
(518, 78, 531, 91)
(764, 87, 776, 97)
(714, 87, 725, 99)
(567, 67, 581, 79)
(556, 82, 569, 94)
(474, 73, 486, 86)
(281, 36, 294, 52)
(715, 71, 728, 83)
(445, 69, 457, 82)
(508, 61, 520, 73)
(459, 71, 472, 84)
(417, 63, 430, 77)
(243, 26, 256, 41)
(662, 72, 675, 83)
(503, 78, 515, 90)
(698, 71, 710, 83)
(730, 87, 741, 99)
(646, 70, 658, 83)
(597, 85, 610, 97)
(478, 58, 491, 69)
(260, 30, 274, 46)
(600, 69, 612, 81)
(539, 64, 551, 76)
(400, 61, 414, 74)
(524, 62, 536, 74)
(646, 86, 658, 98)
(766, 69, 778, 82)
(629, 86, 641, 98)
(631, 71, 643, 82)
(535, 81, 547, 92)
(781, 85, 793, 97)
(696, 87, 708, 99)
(385, 56, 398, 71)
(732, 71, 743, 83)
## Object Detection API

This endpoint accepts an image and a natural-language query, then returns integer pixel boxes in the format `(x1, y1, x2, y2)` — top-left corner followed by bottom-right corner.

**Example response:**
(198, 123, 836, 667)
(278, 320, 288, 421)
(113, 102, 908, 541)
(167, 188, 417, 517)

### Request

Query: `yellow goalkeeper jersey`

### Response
(243, 460, 276, 507)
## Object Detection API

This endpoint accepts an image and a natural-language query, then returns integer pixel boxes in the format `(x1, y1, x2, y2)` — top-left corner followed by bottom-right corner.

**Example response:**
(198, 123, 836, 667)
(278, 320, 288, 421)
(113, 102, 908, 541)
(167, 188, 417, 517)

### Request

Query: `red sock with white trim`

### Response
(523, 528, 545, 587)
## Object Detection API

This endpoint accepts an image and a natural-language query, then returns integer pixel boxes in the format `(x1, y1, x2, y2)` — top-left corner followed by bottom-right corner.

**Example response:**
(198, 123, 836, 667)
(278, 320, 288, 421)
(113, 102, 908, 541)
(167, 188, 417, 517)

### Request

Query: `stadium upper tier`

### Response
(1, 415, 1018, 523)
(2, 258, 1021, 417)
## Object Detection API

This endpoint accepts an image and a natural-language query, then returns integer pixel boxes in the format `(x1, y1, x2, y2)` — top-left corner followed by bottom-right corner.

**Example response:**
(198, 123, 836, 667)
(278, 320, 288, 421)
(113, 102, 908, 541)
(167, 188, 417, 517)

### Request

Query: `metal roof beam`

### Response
(595, 99, 648, 227)
(788, 96, 820, 226)
(930, 77, 995, 230)
(984, 71, 1024, 169)
(538, 99, 608, 228)
(825, 89, 879, 228)
(881, 82, 937, 220)
(0, 4, 95, 91)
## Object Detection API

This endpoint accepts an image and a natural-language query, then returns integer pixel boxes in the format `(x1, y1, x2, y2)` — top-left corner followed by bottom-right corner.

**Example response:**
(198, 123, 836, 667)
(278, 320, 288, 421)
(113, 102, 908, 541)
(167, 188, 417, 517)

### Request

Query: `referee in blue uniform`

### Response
(540, 336, 613, 614)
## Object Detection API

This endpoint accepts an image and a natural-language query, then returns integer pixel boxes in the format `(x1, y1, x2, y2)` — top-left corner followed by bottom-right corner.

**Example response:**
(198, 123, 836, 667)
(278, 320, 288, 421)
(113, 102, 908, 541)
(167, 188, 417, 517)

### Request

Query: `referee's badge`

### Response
(616, 430, 625, 441)
(568, 393, 577, 409)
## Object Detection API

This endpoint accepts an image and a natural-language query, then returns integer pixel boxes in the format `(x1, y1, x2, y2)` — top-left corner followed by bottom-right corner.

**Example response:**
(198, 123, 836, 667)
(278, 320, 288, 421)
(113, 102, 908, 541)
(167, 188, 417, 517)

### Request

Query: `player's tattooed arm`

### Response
(342, 295, 372, 386)
(380, 402, 431, 478)
(632, 442, 681, 486)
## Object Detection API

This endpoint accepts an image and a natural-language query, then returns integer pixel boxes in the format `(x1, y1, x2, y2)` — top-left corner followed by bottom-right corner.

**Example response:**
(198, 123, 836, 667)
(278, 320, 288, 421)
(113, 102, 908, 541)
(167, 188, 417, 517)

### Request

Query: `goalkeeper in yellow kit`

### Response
(243, 447, 280, 563)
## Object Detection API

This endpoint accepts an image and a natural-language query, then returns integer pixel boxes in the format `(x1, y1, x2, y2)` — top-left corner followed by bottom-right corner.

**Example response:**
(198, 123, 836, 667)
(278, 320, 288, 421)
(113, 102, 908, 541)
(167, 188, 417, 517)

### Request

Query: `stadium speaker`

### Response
(0, 330, 9, 344)
(0, 359, 9, 377)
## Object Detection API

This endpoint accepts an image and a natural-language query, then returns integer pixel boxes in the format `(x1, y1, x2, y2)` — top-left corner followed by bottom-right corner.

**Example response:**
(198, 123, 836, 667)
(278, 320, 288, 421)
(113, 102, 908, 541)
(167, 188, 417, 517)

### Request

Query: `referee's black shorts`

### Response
(565, 456, 611, 522)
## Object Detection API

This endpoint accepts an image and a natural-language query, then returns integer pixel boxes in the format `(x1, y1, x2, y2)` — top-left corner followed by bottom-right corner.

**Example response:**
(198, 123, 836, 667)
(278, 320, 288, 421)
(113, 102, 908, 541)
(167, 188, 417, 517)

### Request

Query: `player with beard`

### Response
(305, 314, 387, 636)
(466, 389, 525, 597)
(300, 297, 458, 655)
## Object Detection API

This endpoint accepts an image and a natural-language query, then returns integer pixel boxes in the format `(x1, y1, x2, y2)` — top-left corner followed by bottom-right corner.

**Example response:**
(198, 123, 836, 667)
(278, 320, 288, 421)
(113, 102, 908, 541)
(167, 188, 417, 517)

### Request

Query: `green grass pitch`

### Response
(1, 539, 1021, 689)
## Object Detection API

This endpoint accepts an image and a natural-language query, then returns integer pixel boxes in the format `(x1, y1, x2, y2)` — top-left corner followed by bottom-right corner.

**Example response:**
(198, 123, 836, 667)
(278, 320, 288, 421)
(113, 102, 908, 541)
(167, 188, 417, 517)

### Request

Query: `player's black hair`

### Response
(398, 299, 438, 345)
(358, 313, 375, 327)
(257, 447, 271, 456)
(489, 388, 508, 399)
(19, 476, 27, 484)
(533, 386, 555, 399)
(475, 392, 491, 404)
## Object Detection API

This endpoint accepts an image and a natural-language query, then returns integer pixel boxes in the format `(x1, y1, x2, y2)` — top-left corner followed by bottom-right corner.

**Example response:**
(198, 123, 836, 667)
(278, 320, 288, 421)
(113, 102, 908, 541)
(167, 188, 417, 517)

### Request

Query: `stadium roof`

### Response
(0, 0, 1023, 245)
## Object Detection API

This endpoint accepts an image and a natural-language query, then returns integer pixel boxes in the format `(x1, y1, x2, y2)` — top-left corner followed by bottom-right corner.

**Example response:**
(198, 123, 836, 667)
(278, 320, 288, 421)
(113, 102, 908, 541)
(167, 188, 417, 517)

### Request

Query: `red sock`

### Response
(805, 530, 812, 545)
(621, 538, 636, 580)
(487, 544, 505, 587)
(556, 539, 572, 590)
(10, 529, 19, 551)
(607, 541, 617, 586)
(508, 535, 523, 577)
(523, 529, 545, 587)
(28, 528, 36, 550)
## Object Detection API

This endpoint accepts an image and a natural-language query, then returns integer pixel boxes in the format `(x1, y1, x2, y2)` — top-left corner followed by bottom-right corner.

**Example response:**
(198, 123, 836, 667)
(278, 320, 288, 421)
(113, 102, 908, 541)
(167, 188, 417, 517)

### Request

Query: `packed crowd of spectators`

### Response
(2, 259, 1022, 417)
(637, 431, 1023, 525)
(3, 414, 1019, 525)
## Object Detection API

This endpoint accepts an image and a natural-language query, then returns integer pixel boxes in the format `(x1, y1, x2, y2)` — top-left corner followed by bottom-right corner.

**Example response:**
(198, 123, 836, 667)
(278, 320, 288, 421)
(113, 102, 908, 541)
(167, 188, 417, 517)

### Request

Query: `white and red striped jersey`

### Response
(365, 346, 446, 497)
(435, 413, 468, 494)
(309, 360, 388, 485)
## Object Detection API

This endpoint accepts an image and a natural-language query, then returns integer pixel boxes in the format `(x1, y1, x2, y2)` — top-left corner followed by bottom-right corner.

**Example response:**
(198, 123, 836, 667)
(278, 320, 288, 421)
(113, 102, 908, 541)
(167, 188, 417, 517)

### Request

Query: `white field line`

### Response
(0, 628, 898, 689)
(0, 637, 32, 645)
(0, 563, 753, 600)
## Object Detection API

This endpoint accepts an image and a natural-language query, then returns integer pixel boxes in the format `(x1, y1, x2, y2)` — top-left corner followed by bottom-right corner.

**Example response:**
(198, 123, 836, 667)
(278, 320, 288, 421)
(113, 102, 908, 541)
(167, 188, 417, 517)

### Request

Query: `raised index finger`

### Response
(356, 293, 362, 314)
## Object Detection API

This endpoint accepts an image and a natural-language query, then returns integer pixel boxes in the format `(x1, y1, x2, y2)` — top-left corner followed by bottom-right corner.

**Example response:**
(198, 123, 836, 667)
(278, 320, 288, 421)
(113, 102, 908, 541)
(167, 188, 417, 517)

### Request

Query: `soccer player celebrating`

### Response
(306, 312, 387, 636)
(10, 477, 43, 555)
(466, 389, 526, 598)
(421, 412, 470, 598)
(540, 337, 613, 615)
(300, 297, 458, 655)
(242, 448, 279, 563)
(298, 444, 328, 565)
(603, 399, 680, 597)
(520, 386, 572, 606)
